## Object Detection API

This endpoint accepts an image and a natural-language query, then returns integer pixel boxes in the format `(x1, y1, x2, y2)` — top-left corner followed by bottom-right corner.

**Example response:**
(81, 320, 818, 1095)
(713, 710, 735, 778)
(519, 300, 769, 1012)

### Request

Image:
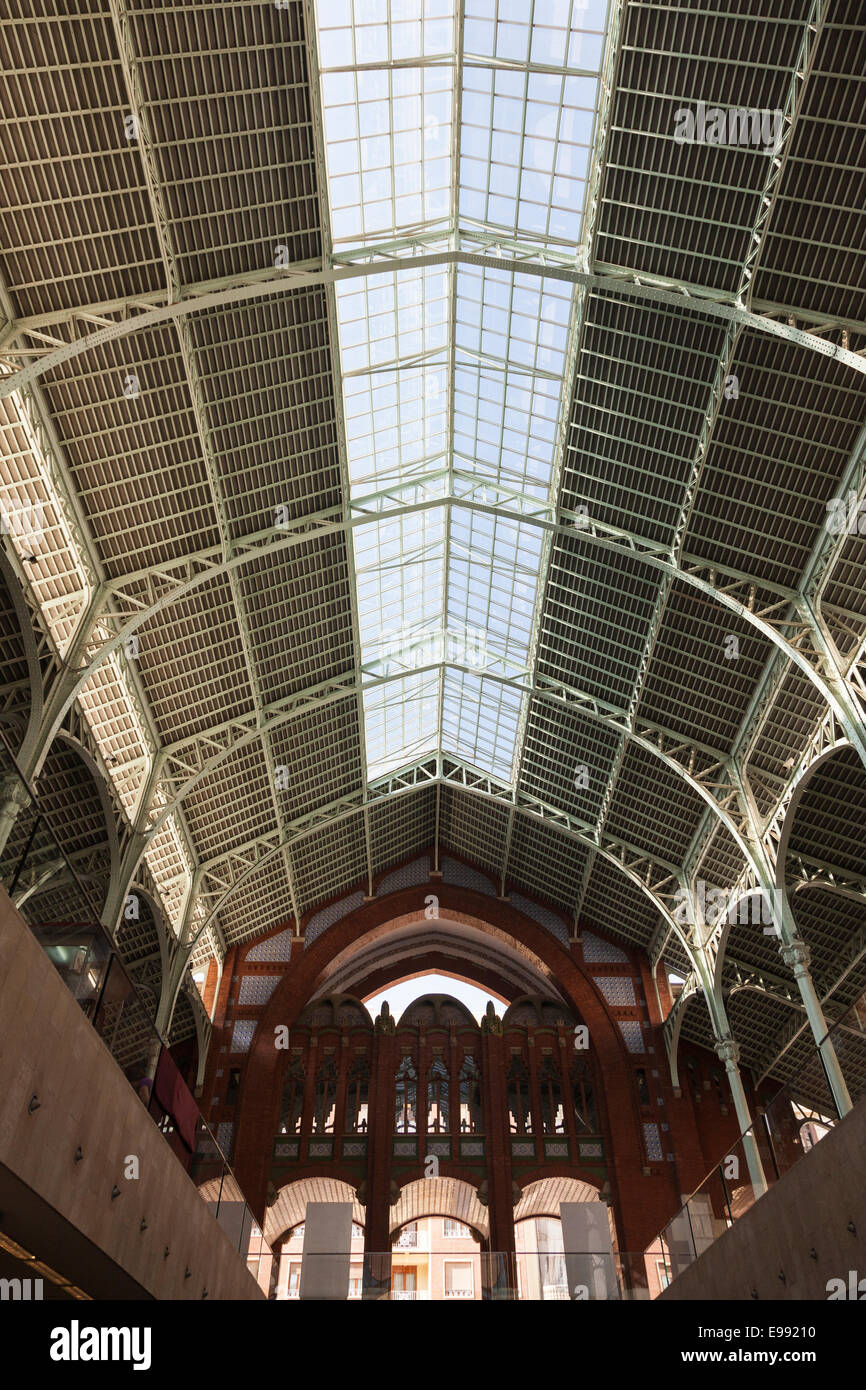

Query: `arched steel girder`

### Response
(772, 738, 859, 895)
(709, 721, 852, 996)
(661, 957, 744, 1091)
(681, 423, 866, 892)
(669, 886, 732, 1027)
(112, 667, 860, 970)
(3, 251, 866, 403)
(706, 733, 858, 1116)
(181, 758, 703, 979)
(754, 906, 866, 1087)
(787, 853, 866, 905)
(124, 879, 174, 971)
(658, 879, 773, 1193)
(51, 727, 122, 893)
(724, 955, 803, 1006)
(32, 487, 866, 782)
(173, 967, 213, 1090)
(661, 973, 701, 1089)
(11, 856, 66, 908)
(131, 658, 751, 873)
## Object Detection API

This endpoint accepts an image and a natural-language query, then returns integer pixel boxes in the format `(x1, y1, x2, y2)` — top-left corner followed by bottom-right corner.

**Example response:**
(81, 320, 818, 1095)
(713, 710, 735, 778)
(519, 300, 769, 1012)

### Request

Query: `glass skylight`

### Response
(314, 0, 612, 782)
(337, 262, 450, 491)
(318, 0, 455, 251)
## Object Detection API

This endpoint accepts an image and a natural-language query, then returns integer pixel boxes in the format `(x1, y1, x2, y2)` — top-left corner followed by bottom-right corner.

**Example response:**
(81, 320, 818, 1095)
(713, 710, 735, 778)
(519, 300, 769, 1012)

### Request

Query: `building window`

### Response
(287, 1263, 301, 1298)
(279, 1060, 304, 1134)
(459, 1054, 483, 1133)
(346, 1059, 370, 1133)
(444, 1218, 469, 1238)
(539, 1056, 565, 1133)
(507, 1057, 533, 1134)
(444, 1262, 473, 1298)
(636, 1068, 650, 1106)
(313, 1058, 337, 1133)
(394, 1055, 417, 1133)
(392, 1266, 417, 1299)
(426, 1056, 450, 1133)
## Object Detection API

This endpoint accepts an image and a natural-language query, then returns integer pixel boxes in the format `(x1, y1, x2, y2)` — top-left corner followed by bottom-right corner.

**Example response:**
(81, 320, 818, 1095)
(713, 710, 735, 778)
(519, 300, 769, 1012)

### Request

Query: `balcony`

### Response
(394, 1225, 427, 1250)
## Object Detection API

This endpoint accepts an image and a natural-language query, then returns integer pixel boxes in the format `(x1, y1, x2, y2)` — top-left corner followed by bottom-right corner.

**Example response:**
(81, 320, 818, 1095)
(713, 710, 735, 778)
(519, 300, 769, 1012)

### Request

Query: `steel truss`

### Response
(28, 478, 866, 787)
(3, 248, 866, 400)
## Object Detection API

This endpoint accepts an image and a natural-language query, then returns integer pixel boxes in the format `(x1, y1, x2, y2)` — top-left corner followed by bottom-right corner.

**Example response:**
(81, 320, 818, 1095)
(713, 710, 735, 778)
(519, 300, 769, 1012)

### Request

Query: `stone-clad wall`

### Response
(0, 887, 263, 1300)
(661, 1091, 866, 1301)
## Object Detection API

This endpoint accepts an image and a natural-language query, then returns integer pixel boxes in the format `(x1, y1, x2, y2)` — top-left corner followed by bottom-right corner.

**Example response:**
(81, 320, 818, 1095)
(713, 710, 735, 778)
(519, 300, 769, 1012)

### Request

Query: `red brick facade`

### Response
(201, 857, 790, 1260)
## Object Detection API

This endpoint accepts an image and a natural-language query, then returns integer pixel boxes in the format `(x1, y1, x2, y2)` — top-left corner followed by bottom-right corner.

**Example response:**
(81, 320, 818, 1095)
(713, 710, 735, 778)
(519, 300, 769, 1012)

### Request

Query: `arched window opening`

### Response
(459, 1054, 483, 1133)
(395, 1055, 417, 1133)
(507, 1057, 533, 1135)
(279, 1059, 305, 1135)
(572, 1058, 596, 1132)
(346, 1058, 370, 1134)
(313, 1058, 337, 1133)
(686, 1057, 701, 1104)
(426, 1056, 450, 1133)
(539, 1056, 565, 1134)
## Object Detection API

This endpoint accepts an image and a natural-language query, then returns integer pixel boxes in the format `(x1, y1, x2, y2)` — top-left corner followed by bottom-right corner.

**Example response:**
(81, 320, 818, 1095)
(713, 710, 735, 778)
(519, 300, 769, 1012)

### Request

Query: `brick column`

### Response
(363, 1022, 395, 1295)
(481, 1023, 515, 1293)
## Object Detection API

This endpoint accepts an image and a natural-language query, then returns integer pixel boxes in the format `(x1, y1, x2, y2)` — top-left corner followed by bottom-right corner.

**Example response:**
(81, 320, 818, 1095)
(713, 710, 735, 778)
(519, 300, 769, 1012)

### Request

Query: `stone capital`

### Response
(0, 772, 30, 814)
(714, 1036, 740, 1066)
(779, 938, 811, 972)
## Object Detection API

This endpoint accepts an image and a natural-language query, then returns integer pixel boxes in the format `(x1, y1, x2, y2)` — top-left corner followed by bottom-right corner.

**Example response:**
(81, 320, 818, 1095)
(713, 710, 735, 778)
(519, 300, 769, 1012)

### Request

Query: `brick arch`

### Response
(264, 1175, 365, 1246)
(513, 1173, 604, 1221)
(389, 1176, 489, 1242)
(234, 885, 651, 1247)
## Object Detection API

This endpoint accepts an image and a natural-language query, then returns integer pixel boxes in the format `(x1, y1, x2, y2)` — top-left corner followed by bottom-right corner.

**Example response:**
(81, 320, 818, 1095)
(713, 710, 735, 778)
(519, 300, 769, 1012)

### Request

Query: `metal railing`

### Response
(648, 1001, 866, 1286)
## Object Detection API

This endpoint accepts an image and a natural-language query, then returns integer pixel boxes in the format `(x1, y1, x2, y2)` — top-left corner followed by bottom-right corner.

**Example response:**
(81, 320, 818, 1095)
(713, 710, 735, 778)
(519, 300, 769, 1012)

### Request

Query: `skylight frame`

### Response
(312, 0, 614, 782)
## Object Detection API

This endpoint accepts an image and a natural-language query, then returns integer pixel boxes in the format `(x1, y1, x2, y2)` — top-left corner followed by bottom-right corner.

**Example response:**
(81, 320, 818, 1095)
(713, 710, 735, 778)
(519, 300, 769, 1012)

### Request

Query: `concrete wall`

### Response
(0, 887, 263, 1300)
(661, 1089, 866, 1301)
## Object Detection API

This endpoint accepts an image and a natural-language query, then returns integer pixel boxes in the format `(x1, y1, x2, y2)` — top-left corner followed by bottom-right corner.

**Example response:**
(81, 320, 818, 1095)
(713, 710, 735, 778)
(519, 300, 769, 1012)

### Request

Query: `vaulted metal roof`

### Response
(1, 0, 865, 1099)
